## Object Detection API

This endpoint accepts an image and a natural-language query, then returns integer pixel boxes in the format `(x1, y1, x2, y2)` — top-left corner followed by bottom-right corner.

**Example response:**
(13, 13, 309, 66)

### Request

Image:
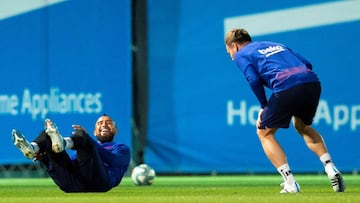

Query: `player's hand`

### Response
(72, 125, 87, 134)
(256, 108, 264, 128)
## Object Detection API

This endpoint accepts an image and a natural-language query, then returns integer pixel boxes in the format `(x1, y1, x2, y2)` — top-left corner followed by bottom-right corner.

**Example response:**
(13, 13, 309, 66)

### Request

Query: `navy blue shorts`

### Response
(259, 82, 321, 129)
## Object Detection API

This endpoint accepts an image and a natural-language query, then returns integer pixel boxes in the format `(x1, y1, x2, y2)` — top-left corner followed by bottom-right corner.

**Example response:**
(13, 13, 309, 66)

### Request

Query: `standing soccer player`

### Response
(224, 28, 345, 193)
(12, 114, 130, 192)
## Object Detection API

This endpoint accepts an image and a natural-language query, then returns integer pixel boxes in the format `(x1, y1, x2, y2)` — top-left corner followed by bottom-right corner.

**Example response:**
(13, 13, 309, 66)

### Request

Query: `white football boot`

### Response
(325, 164, 345, 192)
(44, 119, 64, 153)
(280, 181, 301, 193)
(12, 129, 36, 159)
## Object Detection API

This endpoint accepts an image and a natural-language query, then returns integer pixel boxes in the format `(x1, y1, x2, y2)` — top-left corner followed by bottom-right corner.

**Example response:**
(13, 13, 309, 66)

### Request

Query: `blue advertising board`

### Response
(146, 0, 360, 173)
(0, 0, 132, 164)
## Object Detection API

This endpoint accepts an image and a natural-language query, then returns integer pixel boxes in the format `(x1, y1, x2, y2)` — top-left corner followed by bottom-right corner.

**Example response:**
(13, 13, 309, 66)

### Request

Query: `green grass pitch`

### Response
(0, 175, 359, 203)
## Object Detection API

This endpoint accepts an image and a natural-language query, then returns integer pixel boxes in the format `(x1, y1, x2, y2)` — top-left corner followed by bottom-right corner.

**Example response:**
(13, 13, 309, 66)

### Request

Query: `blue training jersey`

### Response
(234, 41, 319, 108)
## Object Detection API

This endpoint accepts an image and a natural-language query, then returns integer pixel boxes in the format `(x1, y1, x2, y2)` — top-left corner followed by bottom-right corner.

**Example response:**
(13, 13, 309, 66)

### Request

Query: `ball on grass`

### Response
(131, 164, 156, 186)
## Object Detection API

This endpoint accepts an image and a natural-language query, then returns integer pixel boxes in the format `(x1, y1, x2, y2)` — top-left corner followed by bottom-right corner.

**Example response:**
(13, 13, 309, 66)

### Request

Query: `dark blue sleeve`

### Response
(241, 63, 268, 108)
(96, 143, 130, 187)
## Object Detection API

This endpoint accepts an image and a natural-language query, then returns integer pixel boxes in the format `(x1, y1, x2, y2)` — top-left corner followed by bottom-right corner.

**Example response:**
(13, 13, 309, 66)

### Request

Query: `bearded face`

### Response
(94, 115, 118, 143)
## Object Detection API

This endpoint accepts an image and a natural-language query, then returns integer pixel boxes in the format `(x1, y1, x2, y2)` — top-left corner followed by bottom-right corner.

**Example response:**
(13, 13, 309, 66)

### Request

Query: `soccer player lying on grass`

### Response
(12, 114, 130, 193)
(225, 28, 345, 193)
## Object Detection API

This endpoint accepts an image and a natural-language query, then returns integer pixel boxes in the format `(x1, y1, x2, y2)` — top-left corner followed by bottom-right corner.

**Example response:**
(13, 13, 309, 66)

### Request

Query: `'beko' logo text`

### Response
(258, 45, 285, 57)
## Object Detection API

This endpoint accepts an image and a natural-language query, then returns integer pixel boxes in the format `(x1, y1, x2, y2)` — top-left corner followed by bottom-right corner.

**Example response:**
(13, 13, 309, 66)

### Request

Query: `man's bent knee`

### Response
(257, 128, 277, 138)
(293, 117, 308, 134)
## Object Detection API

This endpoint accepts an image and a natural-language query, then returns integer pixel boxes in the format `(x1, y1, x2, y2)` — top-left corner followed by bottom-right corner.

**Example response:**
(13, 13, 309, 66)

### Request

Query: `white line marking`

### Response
(224, 0, 360, 36)
(0, 0, 67, 21)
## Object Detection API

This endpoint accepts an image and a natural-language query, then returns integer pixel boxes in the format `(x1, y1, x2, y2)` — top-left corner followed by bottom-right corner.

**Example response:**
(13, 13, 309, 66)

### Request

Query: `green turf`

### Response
(0, 175, 359, 203)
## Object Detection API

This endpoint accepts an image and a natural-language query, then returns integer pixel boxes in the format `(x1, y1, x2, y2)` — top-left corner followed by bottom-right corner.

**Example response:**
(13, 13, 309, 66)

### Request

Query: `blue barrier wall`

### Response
(146, 0, 360, 173)
(0, 0, 132, 164)
(2, 0, 359, 174)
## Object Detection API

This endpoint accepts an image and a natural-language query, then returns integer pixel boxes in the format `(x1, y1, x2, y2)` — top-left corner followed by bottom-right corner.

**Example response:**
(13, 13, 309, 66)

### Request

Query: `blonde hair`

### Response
(225, 28, 252, 45)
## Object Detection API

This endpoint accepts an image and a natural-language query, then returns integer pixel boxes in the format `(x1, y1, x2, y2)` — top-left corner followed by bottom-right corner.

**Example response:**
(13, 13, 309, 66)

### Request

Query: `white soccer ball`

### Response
(131, 164, 156, 186)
